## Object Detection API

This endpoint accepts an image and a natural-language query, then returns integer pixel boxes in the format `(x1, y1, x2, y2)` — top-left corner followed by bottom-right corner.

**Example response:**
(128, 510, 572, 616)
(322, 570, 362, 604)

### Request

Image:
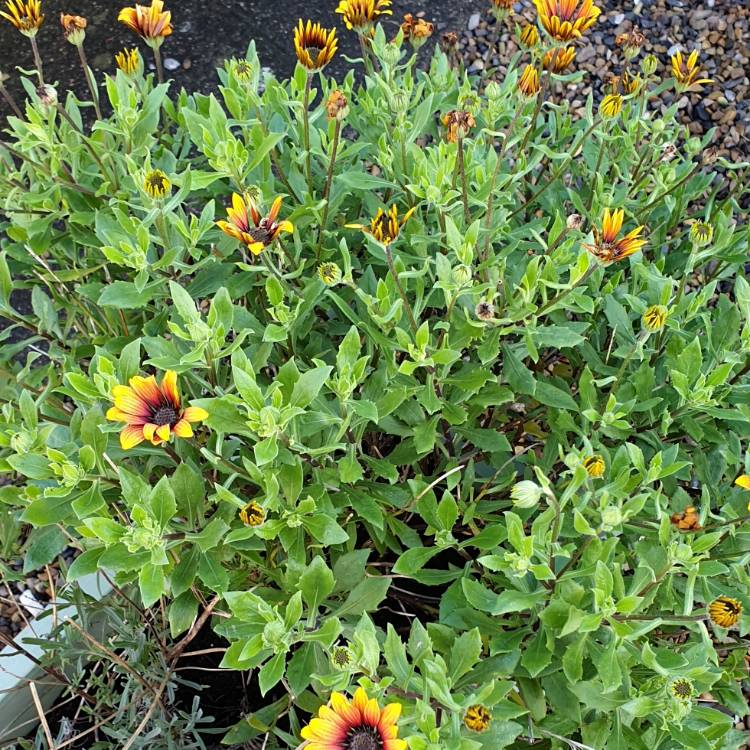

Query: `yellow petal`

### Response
(182, 406, 208, 423)
(172, 419, 193, 438)
(120, 425, 145, 450)
(735, 475, 750, 490)
(155, 423, 171, 442)
(160, 370, 180, 407)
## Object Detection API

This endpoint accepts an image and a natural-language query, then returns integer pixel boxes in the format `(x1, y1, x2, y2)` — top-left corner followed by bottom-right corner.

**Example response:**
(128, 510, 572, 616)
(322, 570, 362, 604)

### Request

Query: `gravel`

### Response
(455, 0, 749, 160)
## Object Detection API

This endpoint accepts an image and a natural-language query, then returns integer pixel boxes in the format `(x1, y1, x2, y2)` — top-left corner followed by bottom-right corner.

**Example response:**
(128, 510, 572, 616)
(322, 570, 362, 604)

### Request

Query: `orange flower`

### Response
(671, 50, 712, 91)
(670, 506, 701, 532)
(544, 46, 575, 73)
(583, 208, 646, 263)
(294, 19, 338, 71)
(216, 193, 293, 255)
(300, 688, 406, 750)
(401, 13, 433, 44)
(534, 0, 600, 42)
(0, 0, 43, 36)
(106, 370, 208, 450)
(118, 0, 172, 45)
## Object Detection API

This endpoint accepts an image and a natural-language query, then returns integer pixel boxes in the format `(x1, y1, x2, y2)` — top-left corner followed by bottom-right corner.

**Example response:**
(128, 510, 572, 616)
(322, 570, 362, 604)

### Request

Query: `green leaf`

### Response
(258, 652, 286, 696)
(334, 576, 390, 617)
(299, 556, 335, 612)
(502, 344, 536, 395)
(449, 628, 482, 683)
(23, 526, 67, 574)
(290, 366, 332, 408)
(534, 380, 578, 410)
(139, 563, 166, 607)
(149, 475, 177, 530)
(169, 591, 198, 637)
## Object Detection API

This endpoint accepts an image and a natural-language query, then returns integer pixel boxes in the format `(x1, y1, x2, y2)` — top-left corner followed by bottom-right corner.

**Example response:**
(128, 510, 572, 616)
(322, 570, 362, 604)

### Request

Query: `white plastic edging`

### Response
(0, 571, 113, 743)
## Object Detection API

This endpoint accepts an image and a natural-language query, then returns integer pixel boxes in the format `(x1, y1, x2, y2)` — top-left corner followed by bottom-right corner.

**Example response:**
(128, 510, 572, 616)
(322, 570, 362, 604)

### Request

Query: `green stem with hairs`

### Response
(384, 243, 418, 336)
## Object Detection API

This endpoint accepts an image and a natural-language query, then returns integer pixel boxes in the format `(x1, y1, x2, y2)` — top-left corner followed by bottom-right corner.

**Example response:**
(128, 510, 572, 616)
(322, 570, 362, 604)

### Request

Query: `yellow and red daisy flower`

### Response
(294, 19, 338, 71)
(300, 688, 406, 750)
(335, 0, 392, 32)
(583, 208, 646, 264)
(0, 0, 43, 36)
(118, 0, 172, 45)
(534, 0, 600, 43)
(216, 193, 293, 255)
(347, 204, 415, 246)
(106, 370, 208, 450)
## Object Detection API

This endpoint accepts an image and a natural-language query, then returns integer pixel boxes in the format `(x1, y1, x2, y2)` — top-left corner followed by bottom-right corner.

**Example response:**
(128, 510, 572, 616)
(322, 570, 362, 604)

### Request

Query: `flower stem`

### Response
(0, 82, 23, 118)
(384, 243, 419, 335)
(586, 134, 607, 213)
(482, 105, 521, 263)
(152, 44, 164, 84)
(316, 118, 341, 259)
(456, 134, 470, 224)
(29, 35, 44, 85)
(302, 73, 313, 195)
(77, 43, 102, 120)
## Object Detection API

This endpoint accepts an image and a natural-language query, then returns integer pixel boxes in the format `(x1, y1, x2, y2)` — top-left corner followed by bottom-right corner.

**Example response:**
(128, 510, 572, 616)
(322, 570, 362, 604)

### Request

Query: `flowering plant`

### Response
(0, 0, 749, 747)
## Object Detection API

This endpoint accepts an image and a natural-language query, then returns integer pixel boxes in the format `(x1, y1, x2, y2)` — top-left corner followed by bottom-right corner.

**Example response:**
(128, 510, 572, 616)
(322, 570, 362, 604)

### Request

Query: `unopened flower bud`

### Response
(642, 304, 668, 332)
(641, 54, 658, 76)
(318, 262, 342, 286)
(511, 480, 543, 508)
(381, 42, 402, 67)
(519, 23, 539, 48)
(690, 221, 713, 247)
(485, 81, 501, 100)
(601, 506, 622, 528)
(452, 264, 472, 286)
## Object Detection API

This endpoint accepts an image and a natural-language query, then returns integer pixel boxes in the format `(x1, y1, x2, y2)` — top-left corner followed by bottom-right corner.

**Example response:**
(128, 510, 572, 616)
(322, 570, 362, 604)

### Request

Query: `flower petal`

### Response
(120, 425, 145, 450)
(182, 406, 208, 423)
(172, 419, 193, 438)
(160, 370, 180, 407)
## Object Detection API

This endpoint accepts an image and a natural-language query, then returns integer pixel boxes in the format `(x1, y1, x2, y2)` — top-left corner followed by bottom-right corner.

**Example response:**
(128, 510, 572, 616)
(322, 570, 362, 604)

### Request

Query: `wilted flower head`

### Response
(442, 109, 475, 142)
(106, 370, 208, 449)
(335, 0, 392, 32)
(239, 501, 265, 527)
(534, 0, 600, 42)
(670, 679, 693, 702)
(115, 47, 142, 76)
(475, 301, 494, 321)
(671, 50, 712, 91)
(690, 221, 713, 247)
(143, 169, 171, 199)
(401, 13, 433, 48)
(217, 193, 293, 255)
(615, 26, 645, 59)
(300, 688, 405, 749)
(583, 454, 605, 478)
(348, 204, 416, 245)
(35, 83, 57, 112)
(599, 93, 623, 118)
(118, 0, 172, 46)
(583, 208, 646, 264)
(567, 213, 583, 231)
(440, 30, 458, 52)
(511, 480, 543, 508)
(326, 89, 349, 121)
(642, 304, 668, 333)
(707, 595, 743, 628)
(544, 46, 575, 73)
(0, 0, 43, 36)
(660, 143, 677, 163)
(519, 23, 539, 48)
(670, 505, 701, 532)
(702, 146, 719, 165)
(464, 704, 492, 733)
(490, 0, 514, 20)
(517, 64, 541, 98)
(318, 262, 342, 286)
(294, 19, 338, 71)
(60, 13, 86, 44)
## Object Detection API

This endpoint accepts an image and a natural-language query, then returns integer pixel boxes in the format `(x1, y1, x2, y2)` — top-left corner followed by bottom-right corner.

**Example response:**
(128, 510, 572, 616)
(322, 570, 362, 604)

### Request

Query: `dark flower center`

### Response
(346, 727, 381, 750)
(248, 219, 275, 245)
(153, 406, 178, 426)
